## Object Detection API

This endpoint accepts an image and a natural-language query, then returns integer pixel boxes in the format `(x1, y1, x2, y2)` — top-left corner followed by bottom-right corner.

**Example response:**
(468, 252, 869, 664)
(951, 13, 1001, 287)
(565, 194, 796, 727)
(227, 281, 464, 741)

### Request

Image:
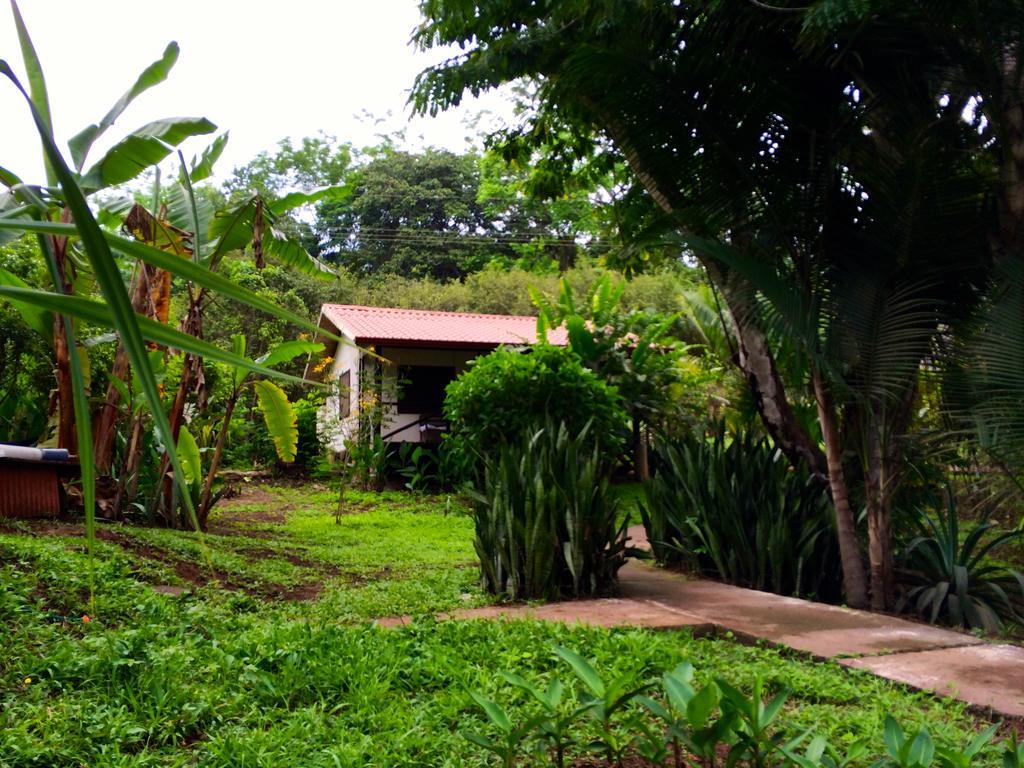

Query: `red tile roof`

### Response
(320, 304, 568, 347)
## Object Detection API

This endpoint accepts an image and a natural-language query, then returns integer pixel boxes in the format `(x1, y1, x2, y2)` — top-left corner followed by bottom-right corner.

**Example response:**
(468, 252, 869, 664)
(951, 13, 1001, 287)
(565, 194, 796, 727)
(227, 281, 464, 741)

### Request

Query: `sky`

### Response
(0, 1, 516, 184)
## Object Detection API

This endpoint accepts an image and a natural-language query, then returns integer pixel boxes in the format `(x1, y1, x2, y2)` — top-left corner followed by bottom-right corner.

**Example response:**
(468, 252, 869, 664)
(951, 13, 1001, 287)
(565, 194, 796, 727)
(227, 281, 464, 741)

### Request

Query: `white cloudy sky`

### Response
(0, 1, 515, 183)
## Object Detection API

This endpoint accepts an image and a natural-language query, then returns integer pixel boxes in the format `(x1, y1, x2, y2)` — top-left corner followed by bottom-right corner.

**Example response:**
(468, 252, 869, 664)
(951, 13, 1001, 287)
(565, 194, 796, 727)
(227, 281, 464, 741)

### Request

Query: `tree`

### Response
(316, 147, 503, 279)
(534, 274, 694, 479)
(0, 6, 344, 536)
(226, 133, 352, 201)
(410, 0, 997, 610)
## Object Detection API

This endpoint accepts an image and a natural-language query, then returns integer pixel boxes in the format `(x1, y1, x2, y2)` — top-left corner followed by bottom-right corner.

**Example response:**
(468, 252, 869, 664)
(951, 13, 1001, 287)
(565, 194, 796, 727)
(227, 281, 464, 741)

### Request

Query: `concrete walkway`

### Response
(381, 527, 1024, 719)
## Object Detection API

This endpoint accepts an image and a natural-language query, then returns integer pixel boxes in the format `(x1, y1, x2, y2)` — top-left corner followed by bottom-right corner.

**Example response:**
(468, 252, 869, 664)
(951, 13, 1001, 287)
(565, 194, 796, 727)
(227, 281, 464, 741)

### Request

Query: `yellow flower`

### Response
(23, 677, 32, 685)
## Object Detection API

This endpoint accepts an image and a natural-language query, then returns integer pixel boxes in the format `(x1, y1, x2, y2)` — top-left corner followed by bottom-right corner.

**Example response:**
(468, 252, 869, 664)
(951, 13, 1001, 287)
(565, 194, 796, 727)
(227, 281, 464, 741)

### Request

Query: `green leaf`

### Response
(0, 163, 24, 187)
(0, 57, 199, 530)
(884, 716, 905, 759)
(262, 225, 337, 279)
(554, 646, 605, 698)
(253, 380, 298, 463)
(177, 424, 202, 489)
(686, 683, 718, 728)
(468, 691, 512, 733)
(0, 286, 316, 388)
(230, 334, 248, 390)
(267, 184, 351, 216)
(80, 116, 217, 189)
(0, 219, 346, 346)
(0, 267, 51, 339)
(184, 132, 229, 184)
(9, 0, 54, 184)
(68, 42, 180, 170)
(907, 730, 935, 766)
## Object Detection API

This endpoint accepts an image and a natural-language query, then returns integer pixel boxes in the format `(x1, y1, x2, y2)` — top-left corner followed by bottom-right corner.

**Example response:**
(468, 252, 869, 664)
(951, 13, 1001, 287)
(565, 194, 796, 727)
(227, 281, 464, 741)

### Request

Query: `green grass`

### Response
(0, 485, 999, 767)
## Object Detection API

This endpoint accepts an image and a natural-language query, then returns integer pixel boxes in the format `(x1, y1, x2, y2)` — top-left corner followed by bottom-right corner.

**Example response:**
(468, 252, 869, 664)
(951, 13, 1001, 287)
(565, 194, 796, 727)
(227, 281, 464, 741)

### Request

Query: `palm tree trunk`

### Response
(812, 371, 869, 608)
(597, 106, 827, 477)
(865, 418, 895, 610)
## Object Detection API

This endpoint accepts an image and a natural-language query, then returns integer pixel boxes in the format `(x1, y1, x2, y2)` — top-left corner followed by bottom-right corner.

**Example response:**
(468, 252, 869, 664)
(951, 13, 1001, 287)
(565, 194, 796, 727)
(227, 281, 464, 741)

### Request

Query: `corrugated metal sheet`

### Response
(0, 461, 64, 518)
(320, 304, 569, 347)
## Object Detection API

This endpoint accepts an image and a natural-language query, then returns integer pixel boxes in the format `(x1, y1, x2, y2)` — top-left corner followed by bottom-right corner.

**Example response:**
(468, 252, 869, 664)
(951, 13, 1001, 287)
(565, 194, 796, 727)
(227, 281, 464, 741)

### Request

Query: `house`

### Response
(307, 304, 567, 453)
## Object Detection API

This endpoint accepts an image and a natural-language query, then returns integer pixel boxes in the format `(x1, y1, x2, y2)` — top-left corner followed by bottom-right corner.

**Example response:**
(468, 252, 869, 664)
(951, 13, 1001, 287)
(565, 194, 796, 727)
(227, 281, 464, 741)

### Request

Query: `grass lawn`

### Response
(0, 484, 1001, 767)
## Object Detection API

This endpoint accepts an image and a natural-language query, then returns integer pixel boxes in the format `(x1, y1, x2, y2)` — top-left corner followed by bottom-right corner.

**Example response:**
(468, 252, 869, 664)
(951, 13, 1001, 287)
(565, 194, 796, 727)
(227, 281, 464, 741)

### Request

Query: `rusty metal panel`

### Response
(0, 461, 62, 519)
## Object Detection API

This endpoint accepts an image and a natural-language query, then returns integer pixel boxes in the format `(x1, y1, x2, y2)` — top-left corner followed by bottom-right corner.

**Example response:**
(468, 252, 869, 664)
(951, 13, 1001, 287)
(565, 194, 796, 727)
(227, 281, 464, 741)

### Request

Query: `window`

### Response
(397, 365, 456, 415)
(338, 370, 351, 417)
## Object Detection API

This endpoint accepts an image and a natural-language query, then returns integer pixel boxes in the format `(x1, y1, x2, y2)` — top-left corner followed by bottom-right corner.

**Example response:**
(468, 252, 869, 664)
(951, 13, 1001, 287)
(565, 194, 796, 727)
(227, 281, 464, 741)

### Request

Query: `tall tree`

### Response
(411, 0, 996, 609)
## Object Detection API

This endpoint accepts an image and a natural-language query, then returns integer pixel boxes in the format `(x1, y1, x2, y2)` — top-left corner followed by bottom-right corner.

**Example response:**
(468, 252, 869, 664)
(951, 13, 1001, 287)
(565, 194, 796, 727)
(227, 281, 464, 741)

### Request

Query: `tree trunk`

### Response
(997, 45, 1024, 264)
(598, 108, 826, 477)
(46, 225, 77, 453)
(51, 313, 76, 451)
(812, 372, 869, 609)
(865, 420, 895, 610)
(93, 262, 163, 473)
(197, 391, 238, 529)
(632, 414, 650, 481)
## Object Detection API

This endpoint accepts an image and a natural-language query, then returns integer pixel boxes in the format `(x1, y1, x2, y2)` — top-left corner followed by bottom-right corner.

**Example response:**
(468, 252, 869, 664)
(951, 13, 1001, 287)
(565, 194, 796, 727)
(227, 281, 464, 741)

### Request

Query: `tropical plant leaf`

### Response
(0, 286, 317, 388)
(0, 267, 51, 339)
(9, 0, 54, 183)
(262, 225, 337, 279)
(68, 41, 180, 170)
(177, 424, 202, 489)
(256, 340, 324, 368)
(267, 184, 351, 216)
(183, 132, 228, 184)
(80, 116, 216, 189)
(0, 219, 346, 345)
(253, 380, 298, 463)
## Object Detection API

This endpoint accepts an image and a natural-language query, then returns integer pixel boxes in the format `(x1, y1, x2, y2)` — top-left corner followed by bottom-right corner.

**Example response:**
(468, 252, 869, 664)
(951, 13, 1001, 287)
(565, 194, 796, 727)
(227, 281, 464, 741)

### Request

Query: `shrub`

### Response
(444, 345, 626, 462)
(470, 421, 629, 600)
(640, 428, 841, 601)
(899, 488, 1024, 632)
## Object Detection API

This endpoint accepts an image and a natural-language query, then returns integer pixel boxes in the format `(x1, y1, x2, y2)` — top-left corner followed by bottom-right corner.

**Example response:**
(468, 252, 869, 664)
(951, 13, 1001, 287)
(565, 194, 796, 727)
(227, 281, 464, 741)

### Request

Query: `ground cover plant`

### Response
(0, 484, 1008, 768)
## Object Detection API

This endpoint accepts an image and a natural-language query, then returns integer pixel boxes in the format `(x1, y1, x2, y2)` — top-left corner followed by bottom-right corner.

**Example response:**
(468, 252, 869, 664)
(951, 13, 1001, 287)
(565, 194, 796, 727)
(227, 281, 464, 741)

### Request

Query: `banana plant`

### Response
(0, 4, 350, 563)
(195, 335, 322, 528)
(1, 3, 217, 454)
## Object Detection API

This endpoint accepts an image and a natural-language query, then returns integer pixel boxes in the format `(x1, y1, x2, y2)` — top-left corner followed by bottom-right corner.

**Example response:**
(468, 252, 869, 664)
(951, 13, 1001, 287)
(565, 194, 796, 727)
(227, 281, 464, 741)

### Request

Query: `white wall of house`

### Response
(318, 334, 362, 454)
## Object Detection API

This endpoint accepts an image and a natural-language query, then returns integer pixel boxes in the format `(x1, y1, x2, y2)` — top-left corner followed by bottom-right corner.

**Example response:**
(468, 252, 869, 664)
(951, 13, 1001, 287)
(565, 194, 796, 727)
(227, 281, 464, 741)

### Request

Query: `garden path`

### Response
(380, 526, 1024, 719)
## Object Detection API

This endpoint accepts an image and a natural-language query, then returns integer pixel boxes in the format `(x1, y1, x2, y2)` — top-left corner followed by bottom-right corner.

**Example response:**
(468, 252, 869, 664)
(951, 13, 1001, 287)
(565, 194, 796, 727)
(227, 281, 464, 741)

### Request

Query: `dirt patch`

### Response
(235, 545, 341, 575)
(206, 507, 291, 537)
(5, 520, 329, 603)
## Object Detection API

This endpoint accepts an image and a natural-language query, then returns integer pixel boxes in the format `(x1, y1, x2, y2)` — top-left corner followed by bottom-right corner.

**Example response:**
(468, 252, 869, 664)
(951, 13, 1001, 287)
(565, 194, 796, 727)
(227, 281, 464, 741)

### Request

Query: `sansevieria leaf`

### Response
(253, 380, 298, 463)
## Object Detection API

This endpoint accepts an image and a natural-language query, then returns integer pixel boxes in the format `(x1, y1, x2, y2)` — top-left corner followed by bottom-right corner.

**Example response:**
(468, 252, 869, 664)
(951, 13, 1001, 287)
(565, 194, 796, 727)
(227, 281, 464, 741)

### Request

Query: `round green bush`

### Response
(443, 344, 626, 458)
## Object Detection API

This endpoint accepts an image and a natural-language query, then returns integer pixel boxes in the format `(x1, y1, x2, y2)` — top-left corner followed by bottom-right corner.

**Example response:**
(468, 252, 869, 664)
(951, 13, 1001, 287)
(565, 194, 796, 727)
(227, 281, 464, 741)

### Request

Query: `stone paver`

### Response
(379, 527, 1021, 718)
(842, 644, 1024, 717)
(617, 560, 983, 659)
